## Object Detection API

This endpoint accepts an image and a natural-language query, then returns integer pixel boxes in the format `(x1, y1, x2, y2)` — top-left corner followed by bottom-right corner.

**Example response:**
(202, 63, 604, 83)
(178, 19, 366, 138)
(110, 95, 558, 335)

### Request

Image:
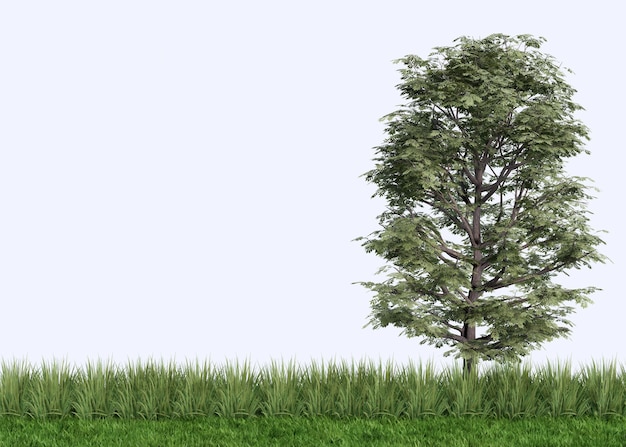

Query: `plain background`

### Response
(1, 1, 622, 371)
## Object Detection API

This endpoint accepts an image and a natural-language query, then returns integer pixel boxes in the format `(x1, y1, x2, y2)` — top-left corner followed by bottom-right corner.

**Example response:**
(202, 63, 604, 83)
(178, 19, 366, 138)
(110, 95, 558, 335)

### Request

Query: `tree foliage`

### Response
(357, 34, 606, 373)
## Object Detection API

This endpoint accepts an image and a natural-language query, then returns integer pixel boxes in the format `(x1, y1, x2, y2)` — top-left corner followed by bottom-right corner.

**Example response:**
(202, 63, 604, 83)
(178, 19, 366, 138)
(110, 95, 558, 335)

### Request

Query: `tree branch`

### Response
(488, 262, 568, 290)
(443, 332, 466, 343)
(440, 165, 472, 205)
(437, 244, 464, 261)
(482, 265, 507, 290)
(481, 157, 524, 202)
(463, 166, 478, 185)
(429, 190, 476, 245)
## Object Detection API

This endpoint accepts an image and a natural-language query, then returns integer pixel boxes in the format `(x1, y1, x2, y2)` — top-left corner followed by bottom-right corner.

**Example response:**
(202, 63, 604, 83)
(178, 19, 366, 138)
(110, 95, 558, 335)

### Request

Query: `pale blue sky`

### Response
(1, 1, 622, 370)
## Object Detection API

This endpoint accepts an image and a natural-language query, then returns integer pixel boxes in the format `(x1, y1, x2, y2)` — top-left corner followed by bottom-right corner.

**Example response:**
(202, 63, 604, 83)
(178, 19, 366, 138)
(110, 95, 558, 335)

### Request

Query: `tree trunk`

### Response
(462, 323, 476, 377)
(464, 153, 483, 378)
(463, 357, 474, 376)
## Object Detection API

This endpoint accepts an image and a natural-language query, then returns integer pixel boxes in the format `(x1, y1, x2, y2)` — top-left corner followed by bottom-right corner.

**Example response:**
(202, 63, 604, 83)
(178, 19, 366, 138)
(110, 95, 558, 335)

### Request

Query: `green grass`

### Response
(1, 358, 625, 420)
(0, 416, 623, 447)
(1, 358, 625, 445)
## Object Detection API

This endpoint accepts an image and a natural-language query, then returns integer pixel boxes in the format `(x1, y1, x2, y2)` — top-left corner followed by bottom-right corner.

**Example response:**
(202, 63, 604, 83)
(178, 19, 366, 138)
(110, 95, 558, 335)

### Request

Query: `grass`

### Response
(0, 358, 625, 445)
(0, 416, 623, 447)
(1, 358, 625, 419)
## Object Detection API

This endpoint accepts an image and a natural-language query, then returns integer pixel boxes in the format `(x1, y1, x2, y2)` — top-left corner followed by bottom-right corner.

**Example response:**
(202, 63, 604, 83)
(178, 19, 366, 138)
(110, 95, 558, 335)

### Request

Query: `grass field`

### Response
(0, 358, 624, 445)
(1, 358, 624, 419)
(0, 416, 624, 446)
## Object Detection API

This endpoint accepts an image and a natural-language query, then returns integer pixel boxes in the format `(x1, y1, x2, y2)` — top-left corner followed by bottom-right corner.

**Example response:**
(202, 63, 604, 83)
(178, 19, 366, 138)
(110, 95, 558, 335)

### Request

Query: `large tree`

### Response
(357, 34, 606, 375)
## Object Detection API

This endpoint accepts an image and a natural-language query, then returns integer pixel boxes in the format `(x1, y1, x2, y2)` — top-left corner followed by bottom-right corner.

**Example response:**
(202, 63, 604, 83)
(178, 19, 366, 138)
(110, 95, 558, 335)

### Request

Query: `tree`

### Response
(357, 34, 606, 375)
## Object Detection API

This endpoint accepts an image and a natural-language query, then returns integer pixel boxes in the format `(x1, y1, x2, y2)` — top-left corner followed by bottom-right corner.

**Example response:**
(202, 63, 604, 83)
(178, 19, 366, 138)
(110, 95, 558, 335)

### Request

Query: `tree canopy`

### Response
(357, 34, 606, 374)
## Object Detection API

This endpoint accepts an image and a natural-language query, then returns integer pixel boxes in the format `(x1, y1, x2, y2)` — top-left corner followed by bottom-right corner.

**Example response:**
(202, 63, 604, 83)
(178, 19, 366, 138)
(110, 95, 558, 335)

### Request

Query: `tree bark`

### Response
(462, 153, 484, 378)
(462, 323, 476, 376)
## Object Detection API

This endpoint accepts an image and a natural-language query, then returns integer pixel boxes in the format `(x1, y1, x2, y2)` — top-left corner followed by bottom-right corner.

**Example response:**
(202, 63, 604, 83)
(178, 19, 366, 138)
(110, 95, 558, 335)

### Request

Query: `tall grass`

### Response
(0, 358, 624, 420)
